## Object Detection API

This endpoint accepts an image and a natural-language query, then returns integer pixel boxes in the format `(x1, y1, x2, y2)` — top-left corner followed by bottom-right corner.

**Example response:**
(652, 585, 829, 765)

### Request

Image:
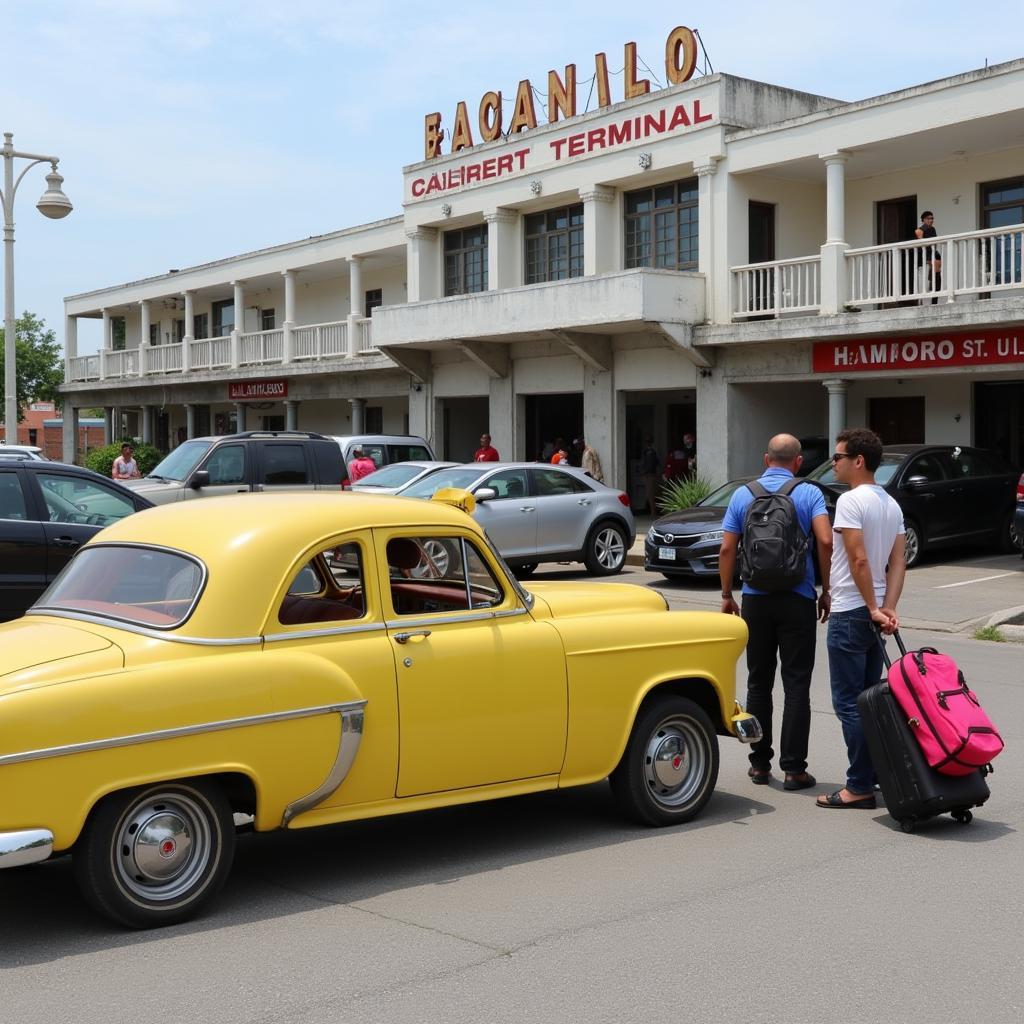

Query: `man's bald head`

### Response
(766, 433, 802, 468)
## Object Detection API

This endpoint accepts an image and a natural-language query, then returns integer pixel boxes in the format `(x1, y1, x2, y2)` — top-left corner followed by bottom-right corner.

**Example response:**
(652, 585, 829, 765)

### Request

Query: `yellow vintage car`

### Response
(0, 490, 758, 928)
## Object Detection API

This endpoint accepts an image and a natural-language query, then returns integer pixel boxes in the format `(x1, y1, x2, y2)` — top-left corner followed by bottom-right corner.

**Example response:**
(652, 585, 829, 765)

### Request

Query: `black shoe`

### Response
(748, 766, 772, 785)
(784, 772, 817, 791)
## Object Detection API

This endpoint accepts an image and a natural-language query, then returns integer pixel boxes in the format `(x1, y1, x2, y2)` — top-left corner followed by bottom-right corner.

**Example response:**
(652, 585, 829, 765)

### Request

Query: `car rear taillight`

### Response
(617, 493, 631, 508)
(1017, 473, 1024, 502)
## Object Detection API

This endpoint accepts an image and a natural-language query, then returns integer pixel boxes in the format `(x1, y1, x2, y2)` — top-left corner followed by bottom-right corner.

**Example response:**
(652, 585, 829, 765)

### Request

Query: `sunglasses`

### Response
(831, 452, 855, 463)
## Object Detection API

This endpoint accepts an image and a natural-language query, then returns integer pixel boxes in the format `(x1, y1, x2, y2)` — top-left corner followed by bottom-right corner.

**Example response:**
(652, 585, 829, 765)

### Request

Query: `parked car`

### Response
(0, 489, 759, 927)
(807, 444, 1019, 567)
(644, 477, 840, 581)
(331, 434, 435, 487)
(0, 460, 153, 621)
(796, 436, 829, 476)
(123, 431, 343, 505)
(398, 462, 635, 576)
(0, 444, 48, 461)
(351, 460, 457, 495)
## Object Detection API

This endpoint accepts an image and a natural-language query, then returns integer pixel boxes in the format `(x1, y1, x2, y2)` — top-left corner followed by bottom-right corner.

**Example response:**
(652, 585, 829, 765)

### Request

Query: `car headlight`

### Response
(698, 530, 724, 543)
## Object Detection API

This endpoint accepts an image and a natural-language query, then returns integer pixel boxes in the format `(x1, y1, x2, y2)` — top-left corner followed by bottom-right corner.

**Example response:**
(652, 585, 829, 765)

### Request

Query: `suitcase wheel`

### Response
(950, 809, 973, 825)
(899, 819, 916, 833)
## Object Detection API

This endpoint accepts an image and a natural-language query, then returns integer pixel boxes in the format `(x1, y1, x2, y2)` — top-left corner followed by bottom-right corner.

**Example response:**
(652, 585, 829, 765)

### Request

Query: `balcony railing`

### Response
(106, 349, 139, 378)
(731, 256, 821, 319)
(355, 317, 376, 353)
(143, 343, 183, 375)
(240, 328, 284, 365)
(293, 321, 347, 361)
(190, 336, 232, 370)
(67, 354, 100, 381)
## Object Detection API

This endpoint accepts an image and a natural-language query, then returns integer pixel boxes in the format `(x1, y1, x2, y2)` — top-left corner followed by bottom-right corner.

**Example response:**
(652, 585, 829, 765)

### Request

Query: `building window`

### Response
(111, 317, 126, 351)
(982, 177, 1024, 229)
(525, 205, 584, 283)
(172, 318, 186, 343)
(624, 178, 699, 271)
(364, 289, 383, 318)
(212, 299, 234, 338)
(365, 406, 384, 433)
(444, 225, 488, 296)
(193, 313, 209, 339)
(261, 308, 276, 331)
(149, 323, 161, 345)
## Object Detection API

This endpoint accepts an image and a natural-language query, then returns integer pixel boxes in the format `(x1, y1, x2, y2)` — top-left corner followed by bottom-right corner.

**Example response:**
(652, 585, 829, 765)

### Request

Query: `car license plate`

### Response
(658, 546, 676, 560)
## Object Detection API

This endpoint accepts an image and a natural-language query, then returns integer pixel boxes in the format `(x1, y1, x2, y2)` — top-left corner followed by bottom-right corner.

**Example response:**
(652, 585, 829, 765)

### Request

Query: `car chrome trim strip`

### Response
(384, 607, 528, 630)
(0, 701, 367, 768)
(282, 705, 366, 825)
(25, 609, 262, 646)
(263, 622, 387, 643)
(0, 829, 54, 870)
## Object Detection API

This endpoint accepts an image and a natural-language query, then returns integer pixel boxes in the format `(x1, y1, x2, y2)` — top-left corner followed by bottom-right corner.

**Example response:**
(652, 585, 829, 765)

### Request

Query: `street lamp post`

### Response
(2, 131, 72, 443)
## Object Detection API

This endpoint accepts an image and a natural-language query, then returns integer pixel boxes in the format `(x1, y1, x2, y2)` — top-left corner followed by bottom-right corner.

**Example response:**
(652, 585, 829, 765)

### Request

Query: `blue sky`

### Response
(3, 0, 1024, 354)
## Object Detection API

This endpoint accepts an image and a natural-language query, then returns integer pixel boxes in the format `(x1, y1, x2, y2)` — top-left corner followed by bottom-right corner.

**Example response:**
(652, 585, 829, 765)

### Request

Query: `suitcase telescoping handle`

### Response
(874, 625, 908, 670)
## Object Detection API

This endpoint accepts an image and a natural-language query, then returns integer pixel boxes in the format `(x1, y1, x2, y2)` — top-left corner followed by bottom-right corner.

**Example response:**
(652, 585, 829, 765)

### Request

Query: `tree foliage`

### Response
(0, 311, 64, 420)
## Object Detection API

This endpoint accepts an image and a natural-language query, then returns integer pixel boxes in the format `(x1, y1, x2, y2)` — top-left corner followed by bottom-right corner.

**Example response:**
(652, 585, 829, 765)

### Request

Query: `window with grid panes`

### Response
(444, 225, 488, 296)
(624, 179, 699, 271)
(524, 205, 584, 283)
(364, 289, 383, 318)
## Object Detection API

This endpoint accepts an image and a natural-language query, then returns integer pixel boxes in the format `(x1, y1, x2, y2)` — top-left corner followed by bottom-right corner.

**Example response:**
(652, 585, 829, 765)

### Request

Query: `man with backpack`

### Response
(719, 434, 833, 791)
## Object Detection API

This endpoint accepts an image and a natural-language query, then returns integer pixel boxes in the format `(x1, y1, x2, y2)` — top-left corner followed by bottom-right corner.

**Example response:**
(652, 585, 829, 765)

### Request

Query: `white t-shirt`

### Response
(830, 484, 905, 613)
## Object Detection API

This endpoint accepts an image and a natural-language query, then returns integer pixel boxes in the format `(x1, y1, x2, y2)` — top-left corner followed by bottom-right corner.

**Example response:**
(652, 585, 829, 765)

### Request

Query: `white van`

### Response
(332, 434, 434, 486)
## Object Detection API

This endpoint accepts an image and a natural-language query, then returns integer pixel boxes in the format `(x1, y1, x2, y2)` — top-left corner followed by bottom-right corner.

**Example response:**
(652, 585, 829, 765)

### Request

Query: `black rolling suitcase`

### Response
(857, 631, 990, 832)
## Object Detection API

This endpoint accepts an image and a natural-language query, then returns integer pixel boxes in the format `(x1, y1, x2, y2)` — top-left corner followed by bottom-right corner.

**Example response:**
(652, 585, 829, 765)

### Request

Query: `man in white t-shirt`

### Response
(111, 443, 141, 481)
(817, 428, 906, 810)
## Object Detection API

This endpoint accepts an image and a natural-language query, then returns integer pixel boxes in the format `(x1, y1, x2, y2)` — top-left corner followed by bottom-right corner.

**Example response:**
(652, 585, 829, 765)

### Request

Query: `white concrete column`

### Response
(820, 153, 850, 315)
(64, 315, 78, 385)
(349, 397, 366, 433)
(139, 300, 151, 376)
(695, 157, 721, 322)
(230, 281, 244, 369)
(824, 379, 849, 455)
(281, 270, 296, 363)
(104, 407, 113, 445)
(234, 402, 246, 432)
(285, 400, 299, 431)
(347, 257, 363, 358)
(62, 406, 79, 465)
(185, 403, 196, 440)
(99, 308, 111, 379)
(406, 227, 440, 302)
(484, 210, 519, 290)
(141, 405, 153, 445)
(182, 291, 194, 373)
(579, 186, 617, 276)
(583, 367, 616, 487)
(488, 375, 515, 460)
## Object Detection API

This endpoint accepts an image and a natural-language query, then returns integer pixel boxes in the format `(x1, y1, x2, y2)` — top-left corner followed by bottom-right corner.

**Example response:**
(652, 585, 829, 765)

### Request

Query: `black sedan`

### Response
(807, 444, 1019, 568)
(644, 478, 839, 581)
(0, 460, 154, 621)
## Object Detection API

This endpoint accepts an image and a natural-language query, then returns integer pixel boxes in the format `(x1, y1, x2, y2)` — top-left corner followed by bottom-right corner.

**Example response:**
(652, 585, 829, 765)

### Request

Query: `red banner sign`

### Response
(228, 380, 288, 400)
(813, 329, 1024, 374)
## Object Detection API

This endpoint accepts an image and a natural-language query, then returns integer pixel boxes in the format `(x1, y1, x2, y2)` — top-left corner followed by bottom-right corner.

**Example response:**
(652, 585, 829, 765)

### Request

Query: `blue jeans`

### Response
(826, 607, 883, 794)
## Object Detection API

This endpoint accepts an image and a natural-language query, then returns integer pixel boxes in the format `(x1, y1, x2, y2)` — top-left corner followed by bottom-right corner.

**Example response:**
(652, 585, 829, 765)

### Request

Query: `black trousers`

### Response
(741, 592, 817, 774)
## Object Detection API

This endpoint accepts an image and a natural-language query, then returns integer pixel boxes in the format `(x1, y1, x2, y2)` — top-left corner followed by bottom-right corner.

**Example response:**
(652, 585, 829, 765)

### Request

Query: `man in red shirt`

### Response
(474, 433, 499, 462)
(347, 447, 377, 482)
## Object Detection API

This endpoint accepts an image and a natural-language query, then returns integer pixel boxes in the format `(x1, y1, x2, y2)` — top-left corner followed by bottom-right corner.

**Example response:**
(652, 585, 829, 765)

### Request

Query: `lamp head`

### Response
(37, 167, 72, 219)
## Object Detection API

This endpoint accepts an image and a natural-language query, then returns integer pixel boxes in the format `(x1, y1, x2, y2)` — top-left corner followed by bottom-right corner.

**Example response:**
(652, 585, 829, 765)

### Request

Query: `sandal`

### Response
(784, 772, 817, 791)
(815, 789, 876, 809)
(748, 766, 772, 785)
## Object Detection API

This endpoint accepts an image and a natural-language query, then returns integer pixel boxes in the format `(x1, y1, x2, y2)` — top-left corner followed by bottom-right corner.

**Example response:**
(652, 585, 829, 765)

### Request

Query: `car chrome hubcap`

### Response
(904, 527, 919, 565)
(643, 717, 706, 808)
(115, 793, 212, 901)
(595, 528, 625, 569)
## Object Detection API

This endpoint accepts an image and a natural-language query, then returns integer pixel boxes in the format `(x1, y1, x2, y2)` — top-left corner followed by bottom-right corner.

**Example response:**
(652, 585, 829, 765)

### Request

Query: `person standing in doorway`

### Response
(474, 433, 499, 461)
(817, 427, 906, 810)
(914, 210, 942, 303)
(550, 438, 570, 465)
(111, 443, 141, 481)
(575, 437, 604, 483)
(719, 434, 833, 792)
(639, 436, 661, 514)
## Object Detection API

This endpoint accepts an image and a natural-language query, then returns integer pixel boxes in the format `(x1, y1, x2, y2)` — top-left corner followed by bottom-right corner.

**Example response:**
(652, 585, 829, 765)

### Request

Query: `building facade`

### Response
(62, 51, 1024, 497)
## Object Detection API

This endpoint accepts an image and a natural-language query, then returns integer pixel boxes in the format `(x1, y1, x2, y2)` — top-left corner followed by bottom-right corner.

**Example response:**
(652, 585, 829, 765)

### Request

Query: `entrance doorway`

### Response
(624, 390, 697, 512)
(876, 196, 918, 303)
(524, 393, 583, 463)
(975, 380, 1024, 469)
(441, 396, 490, 461)
(747, 201, 776, 314)
(869, 396, 925, 444)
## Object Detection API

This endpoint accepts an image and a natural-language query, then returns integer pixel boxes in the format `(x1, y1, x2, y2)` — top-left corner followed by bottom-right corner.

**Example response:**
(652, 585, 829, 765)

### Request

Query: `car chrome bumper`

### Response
(0, 829, 54, 869)
(731, 712, 763, 744)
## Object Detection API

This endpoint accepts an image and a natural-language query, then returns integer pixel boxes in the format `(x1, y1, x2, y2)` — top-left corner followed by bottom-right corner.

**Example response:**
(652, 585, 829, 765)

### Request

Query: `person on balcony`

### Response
(914, 211, 942, 304)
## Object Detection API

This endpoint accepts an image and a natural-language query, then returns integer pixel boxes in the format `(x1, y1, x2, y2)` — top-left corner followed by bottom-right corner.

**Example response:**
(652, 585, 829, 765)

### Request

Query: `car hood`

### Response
(0, 617, 125, 696)
(122, 478, 185, 500)
(526, 581, 667, 619)
(650, 507, 727, 533)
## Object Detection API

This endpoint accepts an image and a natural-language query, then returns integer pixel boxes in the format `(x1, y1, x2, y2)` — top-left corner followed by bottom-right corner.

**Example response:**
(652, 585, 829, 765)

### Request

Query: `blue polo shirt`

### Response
(722, 467, 827, 601)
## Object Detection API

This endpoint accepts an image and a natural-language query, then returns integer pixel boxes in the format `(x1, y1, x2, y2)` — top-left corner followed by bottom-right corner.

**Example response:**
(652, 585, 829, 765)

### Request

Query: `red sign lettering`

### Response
(228, 380, 288, 400)
(813, 329, 1024, 373)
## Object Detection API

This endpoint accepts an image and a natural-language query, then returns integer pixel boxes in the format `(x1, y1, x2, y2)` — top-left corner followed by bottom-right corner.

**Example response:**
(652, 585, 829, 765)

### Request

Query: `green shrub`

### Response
(84, 441, 164, 479)
(657, 473, 715, 513)
(972, 625, 1006, 643)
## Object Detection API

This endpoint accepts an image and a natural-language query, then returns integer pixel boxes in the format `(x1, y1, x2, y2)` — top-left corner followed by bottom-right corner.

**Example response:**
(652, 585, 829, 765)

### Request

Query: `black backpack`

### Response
(738, 478, 809, 591)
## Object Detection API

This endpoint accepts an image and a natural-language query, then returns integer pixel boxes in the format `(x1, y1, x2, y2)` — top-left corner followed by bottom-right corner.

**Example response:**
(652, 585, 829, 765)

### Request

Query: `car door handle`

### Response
(394, 630, 432, 644)
(52, 536, 82, 549)
(577, 498, 592, 506)
(519, 506, 535, 513)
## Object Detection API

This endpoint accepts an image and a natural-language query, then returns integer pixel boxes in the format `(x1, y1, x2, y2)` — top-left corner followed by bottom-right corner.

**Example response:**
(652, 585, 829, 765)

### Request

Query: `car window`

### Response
(698, 480, 747, 507)
(387, 444, 431, 462)
(204, 444, 246, 485)
(532, 468, 590, 496)
(386, 535, 503, 615)
(350, 444, 385, 468)
(38, 546, 205, 628)
(483, 468, 530, 499)
(278, 541, 366, 626)
(0, 470, 28, 520)
(259, 444, 308, 485)
(904, 454, 947, 484)
(945, 448, 995, 478)
(149, 440, 213, 481)
(354, 463, 425, 489)
(37, 473, 137, 526)
(402, 467, 483, 497)
(809, 453, 905, 486)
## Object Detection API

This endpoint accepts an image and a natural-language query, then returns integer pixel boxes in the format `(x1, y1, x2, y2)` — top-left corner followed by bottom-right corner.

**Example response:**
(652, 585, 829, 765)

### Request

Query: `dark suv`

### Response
(808, 444, 1019, 567)
(0, 460, 154, 621)
(123, 431, 343, 505)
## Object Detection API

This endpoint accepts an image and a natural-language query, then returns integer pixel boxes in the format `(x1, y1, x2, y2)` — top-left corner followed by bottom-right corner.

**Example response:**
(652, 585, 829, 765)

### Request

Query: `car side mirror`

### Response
(474, 487, 497, 502)
(904, 475, 930, 489)
(189, 470, 210, 489)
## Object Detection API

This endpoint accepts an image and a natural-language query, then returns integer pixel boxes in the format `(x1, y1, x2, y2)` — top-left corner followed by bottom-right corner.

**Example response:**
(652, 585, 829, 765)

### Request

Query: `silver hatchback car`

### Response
(397, 462, 635, 577)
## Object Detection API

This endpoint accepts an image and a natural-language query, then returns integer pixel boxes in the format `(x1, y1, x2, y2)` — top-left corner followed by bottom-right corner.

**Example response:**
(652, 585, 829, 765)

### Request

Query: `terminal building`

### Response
(61, 37, 1024, 501)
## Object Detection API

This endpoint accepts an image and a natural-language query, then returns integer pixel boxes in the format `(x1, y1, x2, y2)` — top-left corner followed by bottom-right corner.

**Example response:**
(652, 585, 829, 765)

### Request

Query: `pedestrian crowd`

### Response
(719, 429, 906, 809)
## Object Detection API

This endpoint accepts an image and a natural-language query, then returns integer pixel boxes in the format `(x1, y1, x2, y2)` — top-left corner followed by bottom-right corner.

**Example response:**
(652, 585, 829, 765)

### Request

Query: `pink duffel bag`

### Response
(886, 638, 1004, 776)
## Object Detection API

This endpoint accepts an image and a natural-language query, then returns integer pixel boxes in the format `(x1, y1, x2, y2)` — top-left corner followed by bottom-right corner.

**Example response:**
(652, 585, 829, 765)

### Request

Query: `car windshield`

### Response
(37, 545, 206, 628)
(401, 467, 484, 497)
(148, 440, 214, 481)
(355, 463, 432, 489)
(808, 452, 906, 486)
(699, 480, 749, 507)
(388, 444, 432, 462)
